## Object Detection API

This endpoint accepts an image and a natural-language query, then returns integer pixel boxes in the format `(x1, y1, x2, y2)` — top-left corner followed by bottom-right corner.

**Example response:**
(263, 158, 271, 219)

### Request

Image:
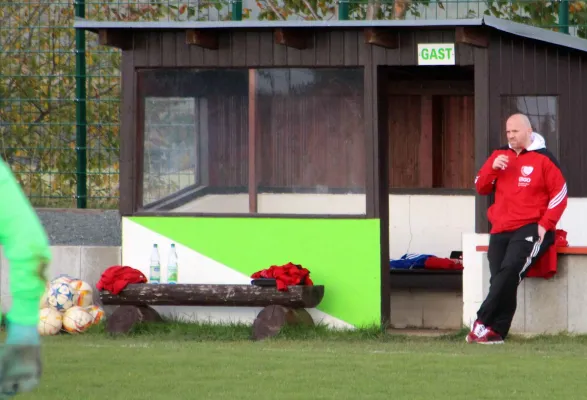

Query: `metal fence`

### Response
(0, 0, 585, 209)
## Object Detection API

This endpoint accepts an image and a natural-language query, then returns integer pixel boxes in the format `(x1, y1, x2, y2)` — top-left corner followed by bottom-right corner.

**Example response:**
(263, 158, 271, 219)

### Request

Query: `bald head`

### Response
(506, 113, 533, 152)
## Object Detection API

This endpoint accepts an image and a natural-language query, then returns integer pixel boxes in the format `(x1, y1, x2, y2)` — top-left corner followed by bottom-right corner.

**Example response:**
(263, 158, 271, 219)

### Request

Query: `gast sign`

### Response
(417, 43, 456, 66)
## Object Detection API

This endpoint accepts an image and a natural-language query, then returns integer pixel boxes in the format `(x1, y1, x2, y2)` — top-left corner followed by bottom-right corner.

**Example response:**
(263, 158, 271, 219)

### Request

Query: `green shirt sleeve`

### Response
(0, 159, 51, 326)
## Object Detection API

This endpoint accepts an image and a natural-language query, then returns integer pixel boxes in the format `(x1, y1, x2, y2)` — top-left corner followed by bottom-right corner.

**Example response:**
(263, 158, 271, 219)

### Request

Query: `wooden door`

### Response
(387, 94, 474, 190)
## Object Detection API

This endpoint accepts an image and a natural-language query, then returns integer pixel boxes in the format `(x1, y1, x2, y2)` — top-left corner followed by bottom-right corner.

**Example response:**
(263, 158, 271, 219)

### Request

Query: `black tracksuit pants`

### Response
(476, 222, 555, 339)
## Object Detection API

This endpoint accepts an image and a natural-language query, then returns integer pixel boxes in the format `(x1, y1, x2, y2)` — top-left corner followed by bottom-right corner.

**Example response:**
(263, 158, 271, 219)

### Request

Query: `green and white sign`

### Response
(417, 43, 456, 65)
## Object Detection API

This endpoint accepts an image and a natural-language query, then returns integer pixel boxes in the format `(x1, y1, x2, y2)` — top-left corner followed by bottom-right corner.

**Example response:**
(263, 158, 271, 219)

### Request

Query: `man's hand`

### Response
(538, 224, 546, 243)
(0, 324, 42, 398)
(492, 155, 509, 170)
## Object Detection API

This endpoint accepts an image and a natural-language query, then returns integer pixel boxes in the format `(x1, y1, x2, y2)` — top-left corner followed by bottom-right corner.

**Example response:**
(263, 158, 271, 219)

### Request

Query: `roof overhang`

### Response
(74, 15, 587, 53)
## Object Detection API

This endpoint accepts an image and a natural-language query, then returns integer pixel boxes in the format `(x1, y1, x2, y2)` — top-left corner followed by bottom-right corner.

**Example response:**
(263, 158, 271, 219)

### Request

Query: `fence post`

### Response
(559, 0, 569, 34)
(338, 0, 349, 20)
(232, 0, 243, 20)
(74, 0, 87, 208)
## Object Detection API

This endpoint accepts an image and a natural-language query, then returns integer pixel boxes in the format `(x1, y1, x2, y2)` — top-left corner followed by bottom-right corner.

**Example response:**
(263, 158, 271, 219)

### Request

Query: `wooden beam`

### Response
(387, 80, 474, 95)
(455, 27, 489, 48)
(98, 29, 132, 50)
(248, 69, 258, 213)
(274, 28, 309, 50)
(100, 284, 325, 308)
(185, 29, 219, 50)
(418, 95, 433, 188)
(364, 28, 399, 49)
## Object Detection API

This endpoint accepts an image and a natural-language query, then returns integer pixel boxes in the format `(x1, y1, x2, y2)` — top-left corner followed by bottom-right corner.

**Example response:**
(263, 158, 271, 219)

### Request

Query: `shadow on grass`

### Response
(78, 316, 587, 346)
(79, 314, 478, 343)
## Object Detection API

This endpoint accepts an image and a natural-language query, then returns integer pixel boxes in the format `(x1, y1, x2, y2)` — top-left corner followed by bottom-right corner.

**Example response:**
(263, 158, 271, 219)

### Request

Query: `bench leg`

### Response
(106, 305, 163, 335)
(252, 305, 314, 340)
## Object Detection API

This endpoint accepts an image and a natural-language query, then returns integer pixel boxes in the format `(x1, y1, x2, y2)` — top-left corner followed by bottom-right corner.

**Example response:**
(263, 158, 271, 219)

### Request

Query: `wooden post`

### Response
(248, 69, 258, 213)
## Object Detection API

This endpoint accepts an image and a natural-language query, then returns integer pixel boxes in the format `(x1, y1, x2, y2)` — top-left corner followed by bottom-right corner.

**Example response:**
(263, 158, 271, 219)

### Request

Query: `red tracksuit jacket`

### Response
(475, 133, 568, 234)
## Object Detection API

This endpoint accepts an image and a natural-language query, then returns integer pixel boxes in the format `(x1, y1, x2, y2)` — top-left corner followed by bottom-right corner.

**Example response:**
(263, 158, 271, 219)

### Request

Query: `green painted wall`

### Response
(131, 217, 381, 327)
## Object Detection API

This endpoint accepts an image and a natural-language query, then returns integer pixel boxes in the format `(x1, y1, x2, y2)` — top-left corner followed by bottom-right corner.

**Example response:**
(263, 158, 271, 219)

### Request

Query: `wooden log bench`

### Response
(99, 283, 325, 340)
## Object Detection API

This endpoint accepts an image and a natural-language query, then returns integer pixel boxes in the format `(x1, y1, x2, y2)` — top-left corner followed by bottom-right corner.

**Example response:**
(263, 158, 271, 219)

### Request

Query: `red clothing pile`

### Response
(251, 262, 313, 291)
(526, 229, 568, 279)
(96, 265, 148, 294)
(424, 256, 463, 271)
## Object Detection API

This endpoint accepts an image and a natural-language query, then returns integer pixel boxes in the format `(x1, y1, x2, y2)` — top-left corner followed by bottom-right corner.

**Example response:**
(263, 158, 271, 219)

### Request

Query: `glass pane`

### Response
(142, 97, 197, 206)
(253, 68, 366, 215)
(500, 96, 559, 158)
(139, 69, 250, 213)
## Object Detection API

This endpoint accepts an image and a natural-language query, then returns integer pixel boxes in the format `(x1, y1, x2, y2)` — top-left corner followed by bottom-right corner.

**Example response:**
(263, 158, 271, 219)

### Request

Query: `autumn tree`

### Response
(254, 0, 587, 37)
(0, 0, 230, 209)
(483, 0, 587, 38)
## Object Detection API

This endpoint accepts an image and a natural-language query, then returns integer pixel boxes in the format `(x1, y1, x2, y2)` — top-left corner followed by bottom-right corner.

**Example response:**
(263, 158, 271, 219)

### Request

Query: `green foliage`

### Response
(0, 2, 121, 208)
(483, 0, 587, 38)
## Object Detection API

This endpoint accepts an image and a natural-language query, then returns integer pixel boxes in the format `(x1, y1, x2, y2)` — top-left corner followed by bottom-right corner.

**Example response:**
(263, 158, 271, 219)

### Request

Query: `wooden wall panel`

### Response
(202, 88, 365, 191)
(132, 30, 368, 68)
(256, 94, 365, 190)
(440, 96, 475, 189)
(387, 95, 422, 188)
(207, 96, 249, 188)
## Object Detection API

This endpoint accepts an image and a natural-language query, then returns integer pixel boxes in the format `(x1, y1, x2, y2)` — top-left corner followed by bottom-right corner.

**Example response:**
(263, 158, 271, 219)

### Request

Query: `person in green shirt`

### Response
(0, 158, 51, 397)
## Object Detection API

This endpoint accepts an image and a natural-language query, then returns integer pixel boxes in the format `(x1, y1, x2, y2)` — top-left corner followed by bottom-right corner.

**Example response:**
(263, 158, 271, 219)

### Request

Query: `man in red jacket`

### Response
(467, 113, 568, 344)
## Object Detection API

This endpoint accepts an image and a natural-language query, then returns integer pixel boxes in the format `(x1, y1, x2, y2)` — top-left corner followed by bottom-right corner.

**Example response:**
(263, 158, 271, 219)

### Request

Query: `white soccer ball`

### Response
(69, 279, 94, 308)
(86, 305, 105, 325)
(63, 306, 93, 334)
(47, 282, 74, 312)
(38, 307, 63, 336)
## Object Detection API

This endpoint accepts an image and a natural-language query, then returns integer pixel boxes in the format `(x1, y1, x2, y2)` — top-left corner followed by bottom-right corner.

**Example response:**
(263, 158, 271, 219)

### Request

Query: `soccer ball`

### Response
(63, 306, 93, 334)
(86, 305, 105, 325)
(47, 282, 74, 312)
(51, 274, 74, 286)
(69, 279, 94, 308)
(38, 307, 63, 336)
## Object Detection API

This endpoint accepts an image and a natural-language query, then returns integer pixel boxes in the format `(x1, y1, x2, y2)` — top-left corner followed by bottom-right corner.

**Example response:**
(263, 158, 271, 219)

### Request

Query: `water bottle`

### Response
(149, 244, 161, 284)
(167, 243, 178, 284)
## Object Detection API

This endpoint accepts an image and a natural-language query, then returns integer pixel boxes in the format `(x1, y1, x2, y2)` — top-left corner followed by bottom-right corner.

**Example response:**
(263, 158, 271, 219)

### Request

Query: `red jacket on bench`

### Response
(525, 229, 568, 279)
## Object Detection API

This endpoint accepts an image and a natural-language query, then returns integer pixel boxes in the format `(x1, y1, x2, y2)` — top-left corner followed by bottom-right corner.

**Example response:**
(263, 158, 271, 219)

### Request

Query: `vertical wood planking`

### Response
(474, 46, 490, 233)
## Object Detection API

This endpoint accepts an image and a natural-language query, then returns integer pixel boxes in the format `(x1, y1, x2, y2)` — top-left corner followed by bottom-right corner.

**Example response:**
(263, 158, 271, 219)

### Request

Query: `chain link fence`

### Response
(1, 0, 585, 209)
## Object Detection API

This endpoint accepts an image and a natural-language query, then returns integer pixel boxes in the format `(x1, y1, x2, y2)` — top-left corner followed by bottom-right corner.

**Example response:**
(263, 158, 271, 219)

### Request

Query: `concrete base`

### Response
(390, 289, 462, 330)
(0, 245, 121, 313)
(463, 233, 587, 335)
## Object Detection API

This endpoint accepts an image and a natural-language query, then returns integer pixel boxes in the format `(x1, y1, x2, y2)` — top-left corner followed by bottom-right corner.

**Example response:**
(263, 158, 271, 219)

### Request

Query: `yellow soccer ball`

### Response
(86, 305, 105, 325)
(62, 306, 93, 334)
(69, 279, 94, 308)
(38, 307, 63, 336)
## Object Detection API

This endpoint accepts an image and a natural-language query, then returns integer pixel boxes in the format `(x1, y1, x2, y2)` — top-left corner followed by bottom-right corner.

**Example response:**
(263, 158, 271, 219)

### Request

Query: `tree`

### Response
(483, 0, 587, 38)
(0, 2, 122, 208)
(254, 0, 587, 38)
(255, 0, 433, 20)
(0, 0, 227, 209)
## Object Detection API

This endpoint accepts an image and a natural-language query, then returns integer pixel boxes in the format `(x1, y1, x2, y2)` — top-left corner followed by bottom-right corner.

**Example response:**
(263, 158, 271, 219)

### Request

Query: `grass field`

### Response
(15, 323, 587, 400)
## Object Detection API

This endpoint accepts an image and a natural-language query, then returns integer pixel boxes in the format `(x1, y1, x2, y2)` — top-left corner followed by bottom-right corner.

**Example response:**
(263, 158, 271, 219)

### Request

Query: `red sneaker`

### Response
(465, 320, 488, 343)
(473, 327, 504, 345)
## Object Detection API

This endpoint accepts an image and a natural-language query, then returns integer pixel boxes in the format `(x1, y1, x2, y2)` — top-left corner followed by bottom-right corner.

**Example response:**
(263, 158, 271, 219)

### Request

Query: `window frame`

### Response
(133, 66, 369, 219)
(499, 94, 560, 160)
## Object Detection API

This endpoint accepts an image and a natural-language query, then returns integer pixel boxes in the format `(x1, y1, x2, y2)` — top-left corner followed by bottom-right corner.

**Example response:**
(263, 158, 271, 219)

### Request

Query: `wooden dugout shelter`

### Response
(75, 15, 587, 328)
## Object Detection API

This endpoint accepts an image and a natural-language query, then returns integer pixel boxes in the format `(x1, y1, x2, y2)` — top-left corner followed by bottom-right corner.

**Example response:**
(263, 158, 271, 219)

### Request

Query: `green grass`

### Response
(16, 322, 587, 400)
